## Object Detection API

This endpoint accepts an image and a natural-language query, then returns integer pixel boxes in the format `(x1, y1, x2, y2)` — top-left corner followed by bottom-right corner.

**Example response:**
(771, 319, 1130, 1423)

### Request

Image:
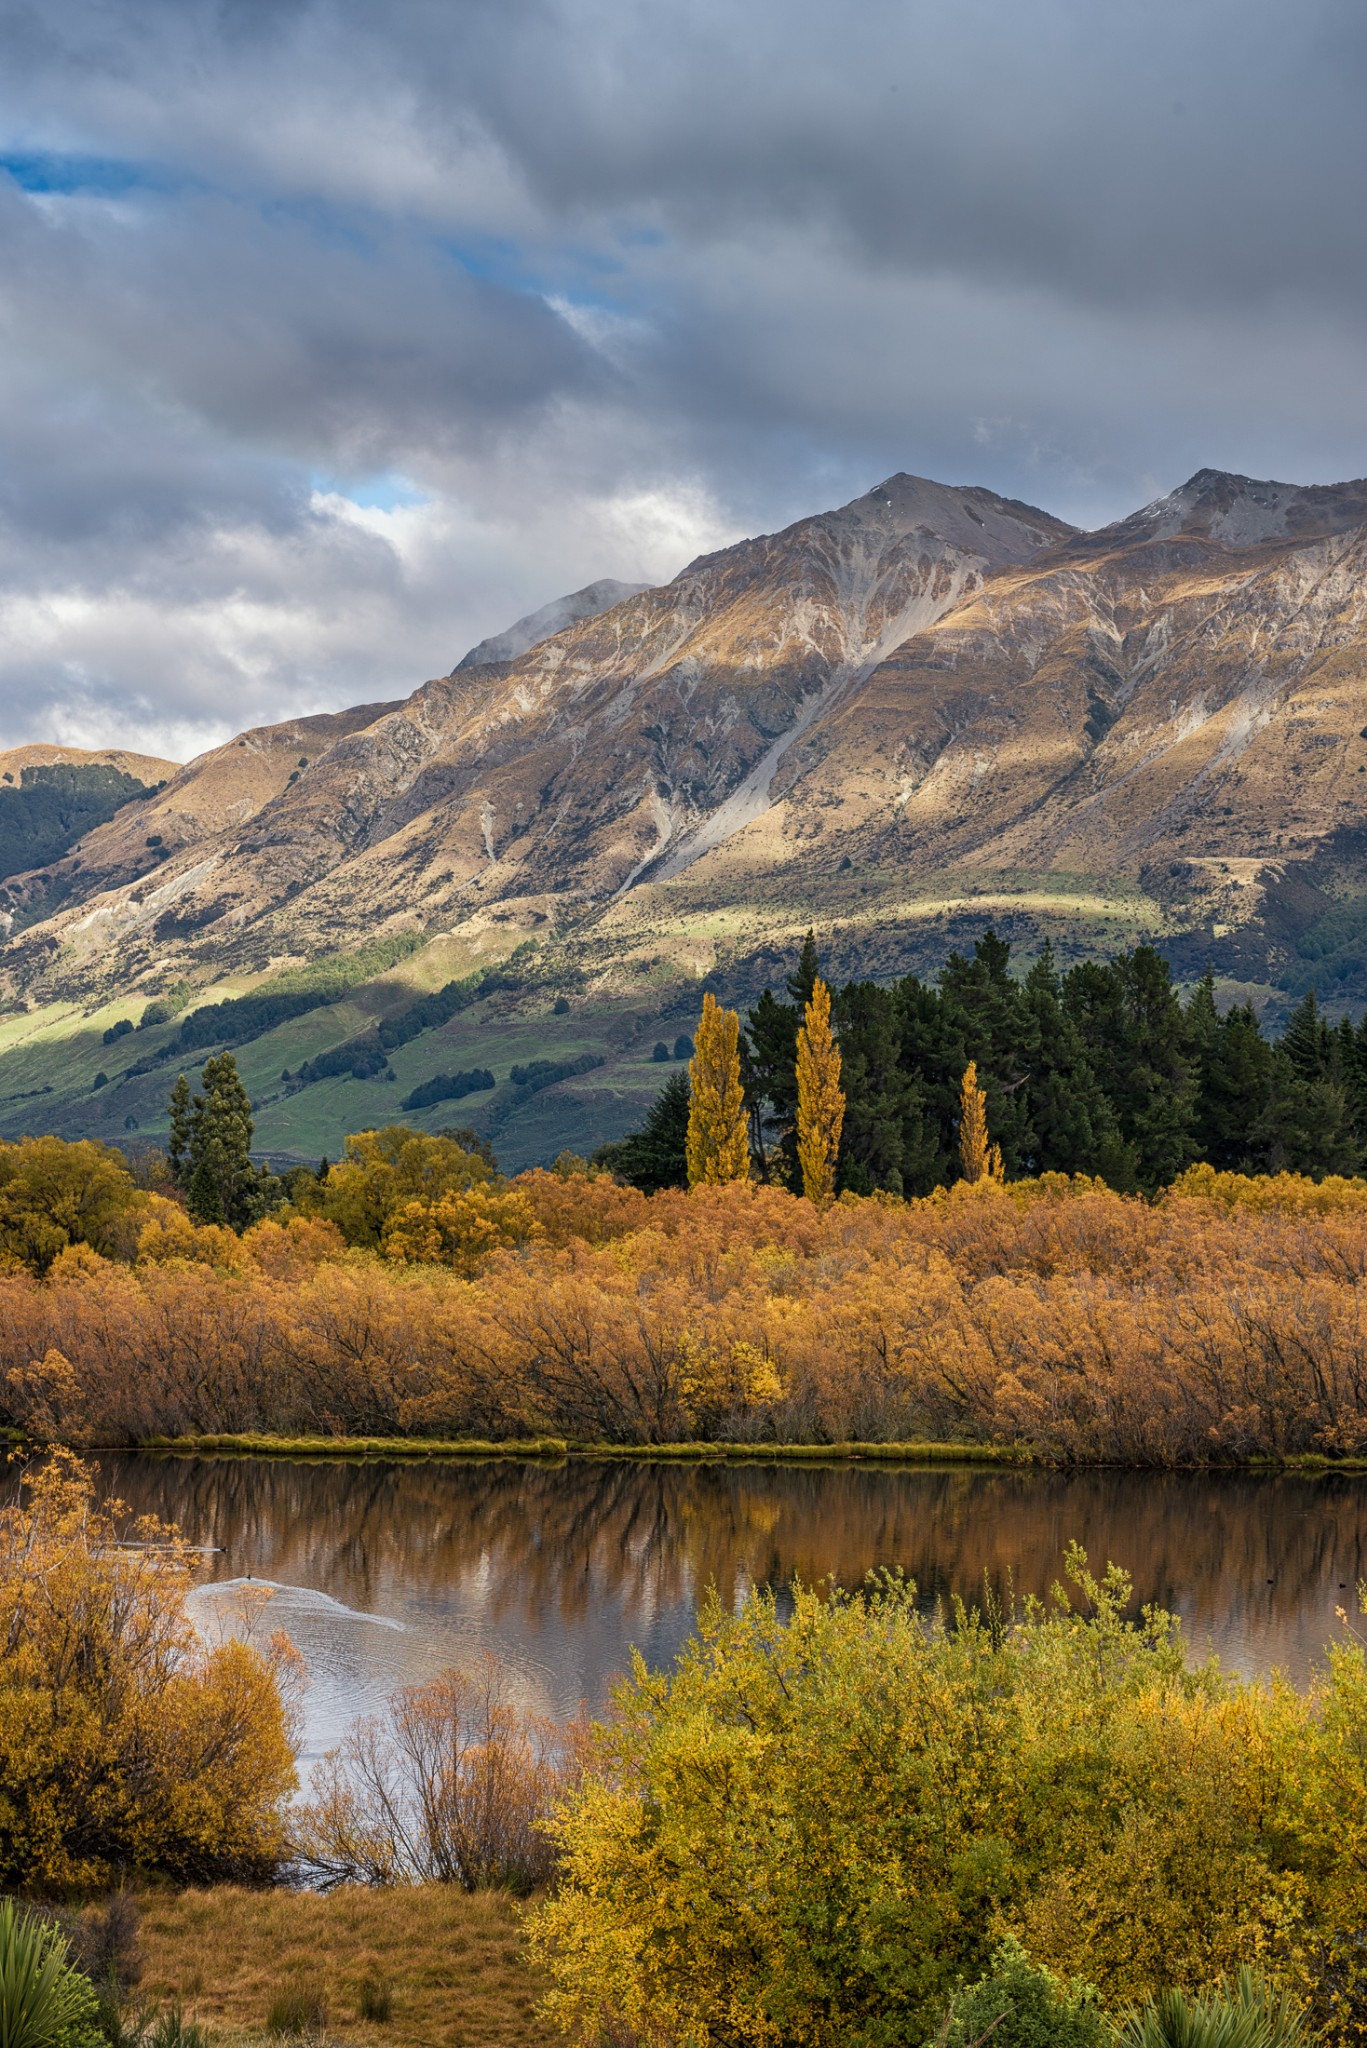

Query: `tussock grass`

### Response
(138, 1885, 543, 2048)
(137, 1431, 1028, 1466)
(141, 1434, 571, 1461)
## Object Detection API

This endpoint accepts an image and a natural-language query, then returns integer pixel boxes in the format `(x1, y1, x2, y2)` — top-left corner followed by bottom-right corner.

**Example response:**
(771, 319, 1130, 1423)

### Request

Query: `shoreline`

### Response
(112, 1432, 1367, 1473)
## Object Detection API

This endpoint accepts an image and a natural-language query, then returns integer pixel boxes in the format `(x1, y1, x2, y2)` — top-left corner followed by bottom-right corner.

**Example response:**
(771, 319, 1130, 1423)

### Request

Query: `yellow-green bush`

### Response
(533, 1551, 1367, 2048)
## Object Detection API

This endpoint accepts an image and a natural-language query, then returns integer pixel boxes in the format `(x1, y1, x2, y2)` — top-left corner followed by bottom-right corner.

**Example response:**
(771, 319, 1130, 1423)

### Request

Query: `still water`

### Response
(94, 1452, 1367, 1768)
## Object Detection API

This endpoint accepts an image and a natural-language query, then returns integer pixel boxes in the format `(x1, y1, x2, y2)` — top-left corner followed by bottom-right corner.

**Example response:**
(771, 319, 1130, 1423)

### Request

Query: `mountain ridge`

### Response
(6, 463, 1367, 1165)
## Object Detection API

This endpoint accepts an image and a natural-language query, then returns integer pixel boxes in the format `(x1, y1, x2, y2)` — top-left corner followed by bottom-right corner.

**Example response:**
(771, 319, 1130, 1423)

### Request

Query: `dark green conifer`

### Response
(596, 1071, 691, 1192)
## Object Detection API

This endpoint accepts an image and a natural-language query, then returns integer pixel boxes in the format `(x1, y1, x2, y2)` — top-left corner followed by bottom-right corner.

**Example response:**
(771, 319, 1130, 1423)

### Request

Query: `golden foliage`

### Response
(533, 1551, 1367, 2047)
(685, 993, 749, 1187)
(0, 1450, 295, 1889)
(302, 1126, 499, 1249)
(380, 1184, 542, 1271)
(795, 977, 844, 1207)
(6, 1163, 1367, 1459)
(958, 1061, 1004, 1184)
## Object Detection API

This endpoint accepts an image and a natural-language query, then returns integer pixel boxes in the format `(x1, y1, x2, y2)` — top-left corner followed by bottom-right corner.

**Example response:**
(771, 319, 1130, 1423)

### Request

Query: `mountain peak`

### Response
(455, 577, 651, 672)
(829, 472, 1076, 565)
(1107, 467, 1367, 549)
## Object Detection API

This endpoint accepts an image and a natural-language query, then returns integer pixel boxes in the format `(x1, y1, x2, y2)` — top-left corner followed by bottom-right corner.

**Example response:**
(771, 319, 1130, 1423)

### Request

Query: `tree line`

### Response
(606, 931, 1367, 1196)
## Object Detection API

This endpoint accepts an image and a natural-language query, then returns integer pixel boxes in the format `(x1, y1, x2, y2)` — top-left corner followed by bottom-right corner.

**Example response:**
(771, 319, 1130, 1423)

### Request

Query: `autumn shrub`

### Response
(532, 1552, 1367, 2048)
(7, 1168, 1367, 1458)
(0, 1451, 296, 1891)
(295, 1657, 568, 1892)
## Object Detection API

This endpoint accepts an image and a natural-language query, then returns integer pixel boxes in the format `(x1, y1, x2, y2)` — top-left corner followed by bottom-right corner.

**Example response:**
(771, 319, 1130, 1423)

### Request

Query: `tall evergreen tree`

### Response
(1018, 944, 1124, 1178)
(1193, 1001, 1274, 1170)
(834, 981, 934, 1195)
(1282, 989, 1332, 1083)
(742, 985, 801, 1183)
(189, 1052, 256, 1227)
(597, 1073, 690, 1192)
(1067, 948, 1196, 1191)
(167, 1073, 193, 1188)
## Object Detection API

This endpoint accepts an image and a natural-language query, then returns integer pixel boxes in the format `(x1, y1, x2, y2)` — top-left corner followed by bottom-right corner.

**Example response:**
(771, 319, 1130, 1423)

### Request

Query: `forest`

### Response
(606, 933, 1367, 1196)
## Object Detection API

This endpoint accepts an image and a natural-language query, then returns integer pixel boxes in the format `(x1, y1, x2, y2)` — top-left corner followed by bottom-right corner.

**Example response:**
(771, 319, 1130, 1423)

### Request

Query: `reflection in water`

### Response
(94, 1452, 1367, 1764)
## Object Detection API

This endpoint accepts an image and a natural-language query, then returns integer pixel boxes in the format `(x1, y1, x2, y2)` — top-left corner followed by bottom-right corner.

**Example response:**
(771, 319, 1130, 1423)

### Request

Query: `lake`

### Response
(93, 1451, 1367, 1769)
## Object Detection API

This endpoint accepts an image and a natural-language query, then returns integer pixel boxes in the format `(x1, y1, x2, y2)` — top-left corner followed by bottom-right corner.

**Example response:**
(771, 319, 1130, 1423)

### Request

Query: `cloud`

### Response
(0, 0, 1365, 754)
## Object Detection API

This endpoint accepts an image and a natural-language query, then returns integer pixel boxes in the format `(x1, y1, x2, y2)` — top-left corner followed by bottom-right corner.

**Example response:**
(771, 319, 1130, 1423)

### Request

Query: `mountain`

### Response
(0, 745, 177, 927)
(5, 464, 1367, 1167)
(455, 578, 651, 670)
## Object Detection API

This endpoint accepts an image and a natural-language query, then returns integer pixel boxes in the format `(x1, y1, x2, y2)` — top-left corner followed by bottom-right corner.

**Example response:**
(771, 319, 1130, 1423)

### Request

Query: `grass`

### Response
(137, 1884, 544, 2048)
(137, 1432, 1030, 1466)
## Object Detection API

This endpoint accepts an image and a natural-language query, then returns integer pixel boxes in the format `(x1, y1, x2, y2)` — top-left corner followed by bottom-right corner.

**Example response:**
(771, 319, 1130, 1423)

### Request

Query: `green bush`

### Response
(0, 1899, 103, 2048)
(931, 1939, 1103, 2048)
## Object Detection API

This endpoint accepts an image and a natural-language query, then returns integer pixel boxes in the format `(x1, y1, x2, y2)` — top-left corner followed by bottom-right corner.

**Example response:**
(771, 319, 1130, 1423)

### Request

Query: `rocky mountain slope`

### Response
(6, 464, 1367, 1165)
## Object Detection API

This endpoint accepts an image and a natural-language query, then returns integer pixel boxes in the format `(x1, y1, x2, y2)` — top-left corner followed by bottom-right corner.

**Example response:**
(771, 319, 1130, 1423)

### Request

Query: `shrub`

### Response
(508, 1053, 604, 1093)
(0, 1452, 296, 1889)
(672, 1034, 694, 1060)
(0, 1899, 102, 2048)
(102, 1018, 134, 1045)
(399, 1068, 494, 1112)
(651, 1042, 669, 1062)
(296, 1657, 568, 1891)
(553, 996, 571, 1015)
(932, 1938, 1104, 2048)
(532, 1552, 1367, 2046)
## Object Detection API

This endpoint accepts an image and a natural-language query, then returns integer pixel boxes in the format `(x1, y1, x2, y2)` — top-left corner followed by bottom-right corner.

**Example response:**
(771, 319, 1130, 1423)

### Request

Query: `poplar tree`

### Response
(686, 994, 749, 1186)
(795, 977, 844, 1207)
(958, 1061, 1003, 1184)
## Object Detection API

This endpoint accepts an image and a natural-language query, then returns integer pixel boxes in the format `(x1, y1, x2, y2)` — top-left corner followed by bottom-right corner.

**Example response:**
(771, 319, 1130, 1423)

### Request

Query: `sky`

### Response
(2, 0, 1367, 762)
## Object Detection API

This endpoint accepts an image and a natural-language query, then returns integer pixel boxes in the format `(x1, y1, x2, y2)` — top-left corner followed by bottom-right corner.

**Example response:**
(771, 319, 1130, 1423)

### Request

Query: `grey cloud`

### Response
(0, 0, 1366, 755)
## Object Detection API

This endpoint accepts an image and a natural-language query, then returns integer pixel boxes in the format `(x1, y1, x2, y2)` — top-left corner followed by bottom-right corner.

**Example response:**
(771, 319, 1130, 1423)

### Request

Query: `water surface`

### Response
(93, 1452, 1367, 1766)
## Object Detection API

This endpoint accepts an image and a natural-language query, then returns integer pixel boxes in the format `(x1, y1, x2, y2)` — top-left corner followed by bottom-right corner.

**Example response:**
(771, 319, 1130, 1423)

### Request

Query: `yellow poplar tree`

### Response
(796, 977, 844, 1207)
(686, 993, 750, 1186)
(958, 1061, 1004, 1184)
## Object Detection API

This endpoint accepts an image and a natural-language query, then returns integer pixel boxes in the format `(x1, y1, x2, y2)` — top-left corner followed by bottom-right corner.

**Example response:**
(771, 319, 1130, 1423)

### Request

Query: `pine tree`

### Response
(686, 994, 750, 1187)
(1282, 989, 1331, 1083)
(169, 1052, 259, 1228)
(598, 1072, 691, 1192)
(834, 981, 931, 1195)
(167, 1073, 193, 1189)
(741, 986, 799, 1182)
(958, 1062, 1003, 1183)
(795, 977, 844, 1206)
(786, 931, 821, 1012)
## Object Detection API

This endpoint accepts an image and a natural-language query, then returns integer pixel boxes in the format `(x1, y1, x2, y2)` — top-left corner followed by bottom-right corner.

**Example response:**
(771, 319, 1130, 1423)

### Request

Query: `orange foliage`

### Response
(4, 1168, 1367, 1461)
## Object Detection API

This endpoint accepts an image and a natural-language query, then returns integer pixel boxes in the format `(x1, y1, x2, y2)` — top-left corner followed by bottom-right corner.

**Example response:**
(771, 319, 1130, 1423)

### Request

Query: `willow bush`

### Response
(532, 1552, 1367, 2048)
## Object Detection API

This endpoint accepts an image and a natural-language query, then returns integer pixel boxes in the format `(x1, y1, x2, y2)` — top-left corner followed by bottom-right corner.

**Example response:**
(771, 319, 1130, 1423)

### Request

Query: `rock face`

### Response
(455, 578, 652, 670)
(9, 465, 1367, 1007)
